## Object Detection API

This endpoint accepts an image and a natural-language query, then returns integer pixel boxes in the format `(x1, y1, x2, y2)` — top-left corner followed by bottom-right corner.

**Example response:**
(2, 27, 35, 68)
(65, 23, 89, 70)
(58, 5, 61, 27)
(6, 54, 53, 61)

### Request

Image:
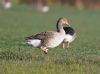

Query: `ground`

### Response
(0, 4, 100, 74)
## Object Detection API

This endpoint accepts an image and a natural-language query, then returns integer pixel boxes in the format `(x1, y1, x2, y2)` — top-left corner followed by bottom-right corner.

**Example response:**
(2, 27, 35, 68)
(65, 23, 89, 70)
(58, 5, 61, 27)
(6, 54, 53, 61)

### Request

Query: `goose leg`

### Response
(40, 46, 48, 54)
(44, 48, 48, 54)
(61, 42, 65, 48)
(66, 42, 70, 48)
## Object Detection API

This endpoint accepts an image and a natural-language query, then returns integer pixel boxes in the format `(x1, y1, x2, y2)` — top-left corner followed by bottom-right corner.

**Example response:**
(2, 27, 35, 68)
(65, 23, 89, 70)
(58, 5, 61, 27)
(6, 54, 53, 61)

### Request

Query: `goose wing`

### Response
(26, 31, 55, 40)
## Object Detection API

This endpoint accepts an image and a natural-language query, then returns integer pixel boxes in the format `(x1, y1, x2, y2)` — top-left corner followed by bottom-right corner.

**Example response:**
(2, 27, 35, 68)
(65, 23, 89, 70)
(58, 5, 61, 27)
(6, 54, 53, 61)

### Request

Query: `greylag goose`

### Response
(25, 17, 69, 54)
(59, 22, 76, 48)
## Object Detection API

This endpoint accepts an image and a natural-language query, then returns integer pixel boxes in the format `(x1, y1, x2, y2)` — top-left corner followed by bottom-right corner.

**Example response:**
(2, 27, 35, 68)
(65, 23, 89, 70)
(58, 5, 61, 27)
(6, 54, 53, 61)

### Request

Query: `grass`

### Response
(0, 5, 100, 74)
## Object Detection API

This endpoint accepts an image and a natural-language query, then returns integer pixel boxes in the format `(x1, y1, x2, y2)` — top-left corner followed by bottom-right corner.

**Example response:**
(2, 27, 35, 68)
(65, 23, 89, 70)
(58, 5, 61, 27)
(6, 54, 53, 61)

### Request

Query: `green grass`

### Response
(0, 5, 100, 74)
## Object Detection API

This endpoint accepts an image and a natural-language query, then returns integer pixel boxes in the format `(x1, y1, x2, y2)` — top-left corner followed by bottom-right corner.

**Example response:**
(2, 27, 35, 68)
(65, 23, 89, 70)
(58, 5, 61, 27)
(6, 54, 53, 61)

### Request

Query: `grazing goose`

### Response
(58, 23, 76, 48)
(25, 17, 69, 54)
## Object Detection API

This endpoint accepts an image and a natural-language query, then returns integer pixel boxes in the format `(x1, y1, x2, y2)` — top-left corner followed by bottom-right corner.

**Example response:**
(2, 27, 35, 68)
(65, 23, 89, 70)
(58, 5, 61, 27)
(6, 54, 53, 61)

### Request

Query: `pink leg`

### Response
(40, 46, 48, 54)
(61, 42, 65, 48)
(66, 42, 70, 48)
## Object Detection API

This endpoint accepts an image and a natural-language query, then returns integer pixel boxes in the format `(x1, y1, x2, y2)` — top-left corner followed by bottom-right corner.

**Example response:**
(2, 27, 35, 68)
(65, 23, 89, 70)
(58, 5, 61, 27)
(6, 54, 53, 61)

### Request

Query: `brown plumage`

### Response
(25, 17, 69, 54)
(26, 32, 54, 40)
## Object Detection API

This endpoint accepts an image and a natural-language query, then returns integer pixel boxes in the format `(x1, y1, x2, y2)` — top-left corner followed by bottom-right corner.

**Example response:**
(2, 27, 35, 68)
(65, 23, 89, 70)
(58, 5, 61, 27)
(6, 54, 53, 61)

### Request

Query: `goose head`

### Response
(56, 17, 70, 32)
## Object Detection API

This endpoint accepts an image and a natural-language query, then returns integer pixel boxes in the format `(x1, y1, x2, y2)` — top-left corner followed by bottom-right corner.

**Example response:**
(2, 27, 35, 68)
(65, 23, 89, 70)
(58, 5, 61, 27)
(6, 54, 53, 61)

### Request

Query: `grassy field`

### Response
(0, 5, 100, 74)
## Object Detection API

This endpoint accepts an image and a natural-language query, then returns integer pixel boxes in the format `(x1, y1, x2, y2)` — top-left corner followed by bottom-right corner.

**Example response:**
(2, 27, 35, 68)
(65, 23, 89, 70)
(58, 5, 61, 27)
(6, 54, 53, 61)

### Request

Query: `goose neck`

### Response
(56, 23, 65, 34)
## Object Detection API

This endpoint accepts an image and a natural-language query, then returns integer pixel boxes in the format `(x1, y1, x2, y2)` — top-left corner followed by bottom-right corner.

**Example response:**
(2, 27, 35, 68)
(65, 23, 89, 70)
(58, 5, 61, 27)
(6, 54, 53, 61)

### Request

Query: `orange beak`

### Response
(64, 21, 70, 26)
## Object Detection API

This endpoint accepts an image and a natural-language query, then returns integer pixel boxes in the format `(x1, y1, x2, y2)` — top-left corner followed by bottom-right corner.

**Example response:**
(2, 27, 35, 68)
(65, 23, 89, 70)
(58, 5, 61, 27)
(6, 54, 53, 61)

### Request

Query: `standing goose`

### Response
(25, 17, 69, 54)
(57, 19, 76, 48)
